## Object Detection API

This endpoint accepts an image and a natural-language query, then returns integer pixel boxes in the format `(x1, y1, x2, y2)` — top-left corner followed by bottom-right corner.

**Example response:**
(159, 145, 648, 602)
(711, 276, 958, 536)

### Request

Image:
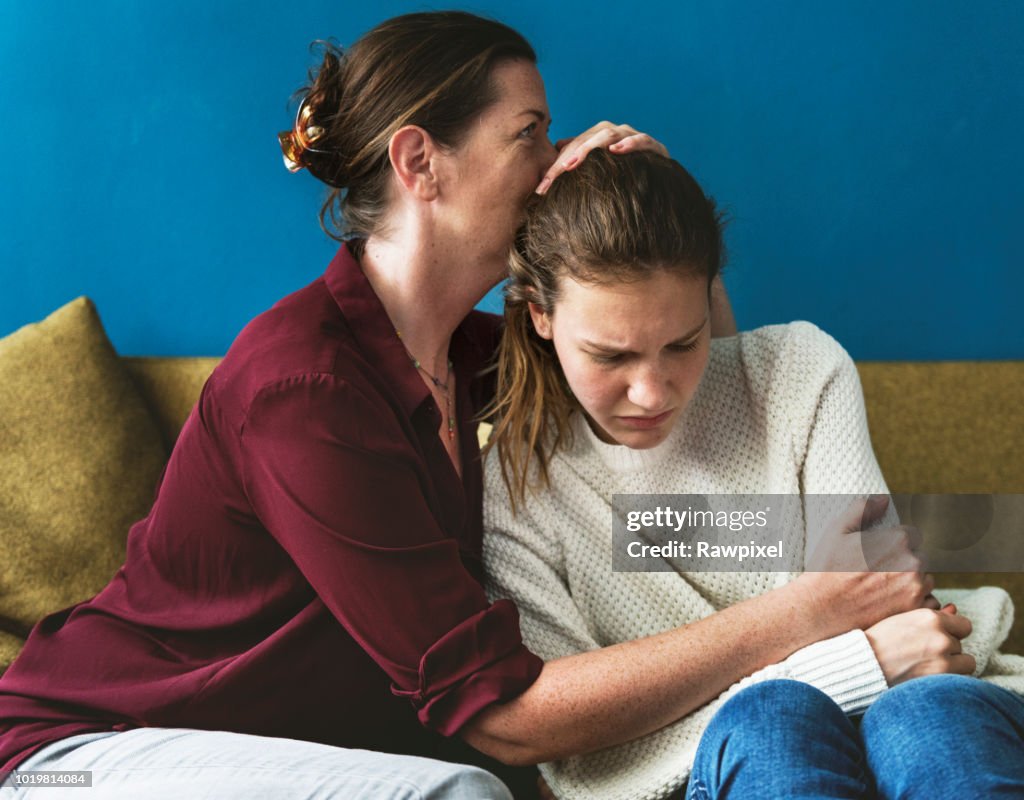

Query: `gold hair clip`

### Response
(278, 97, 327, 173)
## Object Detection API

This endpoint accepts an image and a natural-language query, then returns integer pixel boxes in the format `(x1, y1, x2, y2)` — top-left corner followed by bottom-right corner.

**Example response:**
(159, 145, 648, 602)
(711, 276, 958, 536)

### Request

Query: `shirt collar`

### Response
(323, 242, 492, 421)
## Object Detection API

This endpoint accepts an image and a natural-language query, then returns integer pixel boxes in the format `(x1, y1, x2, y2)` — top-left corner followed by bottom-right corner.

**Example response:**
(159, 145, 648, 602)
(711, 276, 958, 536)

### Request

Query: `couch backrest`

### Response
(857, 362, 1024, 494)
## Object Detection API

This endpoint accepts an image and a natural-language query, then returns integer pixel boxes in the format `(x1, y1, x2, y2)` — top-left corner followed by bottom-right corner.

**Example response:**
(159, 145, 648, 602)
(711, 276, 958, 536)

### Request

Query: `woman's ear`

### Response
(388, 125, 439, 201)
(528, 302, 553, 339)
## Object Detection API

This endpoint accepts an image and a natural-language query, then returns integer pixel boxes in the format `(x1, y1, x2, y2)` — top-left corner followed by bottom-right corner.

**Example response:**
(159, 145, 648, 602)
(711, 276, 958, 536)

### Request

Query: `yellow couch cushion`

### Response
(122, 357, 223, 450)
(0, 298, 167, 672)
(0, 631, 23, 672)
(857, 362, 1024, 494)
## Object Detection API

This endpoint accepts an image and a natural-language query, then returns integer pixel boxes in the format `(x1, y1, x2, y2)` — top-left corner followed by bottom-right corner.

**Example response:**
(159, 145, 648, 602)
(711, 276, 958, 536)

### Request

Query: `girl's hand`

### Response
(536, 122, 669, 194)
(797, 495, 934, 634)
(865, 603, 976, 685)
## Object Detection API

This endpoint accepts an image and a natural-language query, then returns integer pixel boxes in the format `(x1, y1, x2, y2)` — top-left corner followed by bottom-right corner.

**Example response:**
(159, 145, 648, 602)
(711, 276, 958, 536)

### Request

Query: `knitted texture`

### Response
(484, 322, 1021, 800)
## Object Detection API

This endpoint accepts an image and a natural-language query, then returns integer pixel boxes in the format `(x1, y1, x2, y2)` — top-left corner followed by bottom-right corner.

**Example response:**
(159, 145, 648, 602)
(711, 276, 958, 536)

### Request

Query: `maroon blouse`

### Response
(0, 243, 543, 773)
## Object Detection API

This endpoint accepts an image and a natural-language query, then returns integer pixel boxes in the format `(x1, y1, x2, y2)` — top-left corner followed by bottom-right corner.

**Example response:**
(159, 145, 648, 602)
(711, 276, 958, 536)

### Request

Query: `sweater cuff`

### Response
(783, 629, 888, 714)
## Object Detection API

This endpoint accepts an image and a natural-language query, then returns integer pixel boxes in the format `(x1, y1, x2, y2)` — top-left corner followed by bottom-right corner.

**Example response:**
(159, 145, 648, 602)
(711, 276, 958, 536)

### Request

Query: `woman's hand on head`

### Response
(536, 122, 669, 194)
(865, 603, 976, 685)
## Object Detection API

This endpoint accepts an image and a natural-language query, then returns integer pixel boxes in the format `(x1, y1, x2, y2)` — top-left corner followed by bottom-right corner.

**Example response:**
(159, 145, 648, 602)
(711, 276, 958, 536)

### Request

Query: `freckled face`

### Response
(530, 270, 711, 449)
(436, 59, 557, 284)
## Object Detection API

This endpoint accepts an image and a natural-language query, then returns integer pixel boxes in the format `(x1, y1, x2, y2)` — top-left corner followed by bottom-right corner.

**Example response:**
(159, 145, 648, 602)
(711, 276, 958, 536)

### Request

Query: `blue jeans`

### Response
(687, 676, 1024, 799)
(0, 727, 512, 799)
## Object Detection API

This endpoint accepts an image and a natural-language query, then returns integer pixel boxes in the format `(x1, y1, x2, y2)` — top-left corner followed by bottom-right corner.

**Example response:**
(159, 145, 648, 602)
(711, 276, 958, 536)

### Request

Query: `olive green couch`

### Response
(1, 298, 1022, 676)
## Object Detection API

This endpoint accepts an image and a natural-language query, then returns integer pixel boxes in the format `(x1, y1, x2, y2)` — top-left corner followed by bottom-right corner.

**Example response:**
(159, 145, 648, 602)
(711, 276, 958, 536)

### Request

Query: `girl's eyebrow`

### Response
(581, 318, 709, 355)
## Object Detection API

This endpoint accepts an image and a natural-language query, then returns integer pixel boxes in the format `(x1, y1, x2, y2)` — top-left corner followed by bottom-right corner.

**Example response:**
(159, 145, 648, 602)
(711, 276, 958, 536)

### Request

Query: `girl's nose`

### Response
(626, 366, 669, 412)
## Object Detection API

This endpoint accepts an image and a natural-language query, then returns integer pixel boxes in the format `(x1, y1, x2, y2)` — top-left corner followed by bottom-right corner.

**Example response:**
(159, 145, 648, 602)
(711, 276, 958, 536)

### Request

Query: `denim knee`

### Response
(691, 680, 869, 799)
(863, 673, 990, 739)
(863, 673, 1024, 752)
(874, 672, 983, 703)
(712, 680, 844, 730)
(863, 675, 1024, 797)
(700, 679, 849, 755)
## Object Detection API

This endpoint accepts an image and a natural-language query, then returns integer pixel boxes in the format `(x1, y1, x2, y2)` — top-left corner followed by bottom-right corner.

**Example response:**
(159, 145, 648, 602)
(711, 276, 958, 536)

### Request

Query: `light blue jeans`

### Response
(0, 727, 512, 799)
(687, 675, 1024, 799)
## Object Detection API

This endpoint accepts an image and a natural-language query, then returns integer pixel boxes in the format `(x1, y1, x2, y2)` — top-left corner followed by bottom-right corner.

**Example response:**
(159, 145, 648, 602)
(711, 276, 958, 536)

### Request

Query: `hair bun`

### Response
(280, 45, 351, 189)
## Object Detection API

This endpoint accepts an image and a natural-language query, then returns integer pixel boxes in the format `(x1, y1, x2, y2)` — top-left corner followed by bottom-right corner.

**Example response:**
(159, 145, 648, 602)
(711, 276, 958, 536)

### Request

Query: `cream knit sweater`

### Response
(483, 321, 1024, 800)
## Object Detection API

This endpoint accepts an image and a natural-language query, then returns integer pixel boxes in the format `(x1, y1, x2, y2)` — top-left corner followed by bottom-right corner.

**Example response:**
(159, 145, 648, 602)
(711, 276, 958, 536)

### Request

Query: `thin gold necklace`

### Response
(396, 330, 456, 440)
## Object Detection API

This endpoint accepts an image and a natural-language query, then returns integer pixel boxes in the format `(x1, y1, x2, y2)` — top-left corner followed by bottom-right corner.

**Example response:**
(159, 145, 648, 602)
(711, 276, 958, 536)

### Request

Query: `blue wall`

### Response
(2, 1, 1021, 358)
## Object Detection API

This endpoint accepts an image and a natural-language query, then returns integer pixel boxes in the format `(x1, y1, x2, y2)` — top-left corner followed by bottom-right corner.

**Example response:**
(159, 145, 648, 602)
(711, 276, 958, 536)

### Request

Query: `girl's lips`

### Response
(615, 409, 674, 429)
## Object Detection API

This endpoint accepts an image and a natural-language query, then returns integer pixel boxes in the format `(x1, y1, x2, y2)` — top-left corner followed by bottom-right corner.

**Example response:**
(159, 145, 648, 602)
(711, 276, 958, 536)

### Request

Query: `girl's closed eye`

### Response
(667, 340, 700, 354)
(587, 350, 625, 366)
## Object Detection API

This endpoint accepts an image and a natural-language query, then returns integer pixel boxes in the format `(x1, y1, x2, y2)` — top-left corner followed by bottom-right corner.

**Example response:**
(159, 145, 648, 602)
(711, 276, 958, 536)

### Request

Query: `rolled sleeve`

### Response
(395, 600, 542, 735)
(239, 372, 541, 733)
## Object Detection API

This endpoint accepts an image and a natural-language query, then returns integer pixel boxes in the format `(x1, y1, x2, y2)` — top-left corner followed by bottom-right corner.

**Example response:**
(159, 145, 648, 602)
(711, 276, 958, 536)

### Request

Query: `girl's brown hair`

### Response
(486, 149, 725, 511)
(287, 12, 535, 246)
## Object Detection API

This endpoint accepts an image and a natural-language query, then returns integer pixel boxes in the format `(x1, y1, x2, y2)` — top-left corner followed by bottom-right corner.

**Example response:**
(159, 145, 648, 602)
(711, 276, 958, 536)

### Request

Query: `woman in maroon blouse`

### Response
(0, 11, 927, 799)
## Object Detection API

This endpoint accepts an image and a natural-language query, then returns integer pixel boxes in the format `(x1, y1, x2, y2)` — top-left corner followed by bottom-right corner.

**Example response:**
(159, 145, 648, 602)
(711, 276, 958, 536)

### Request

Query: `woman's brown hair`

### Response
(486, 149, 725, 511)
(282, 12, 535, 247)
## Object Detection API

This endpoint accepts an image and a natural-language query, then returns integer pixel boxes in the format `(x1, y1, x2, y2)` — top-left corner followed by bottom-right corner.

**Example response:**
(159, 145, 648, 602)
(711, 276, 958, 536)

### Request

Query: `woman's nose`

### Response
(541, 136, 559, 170)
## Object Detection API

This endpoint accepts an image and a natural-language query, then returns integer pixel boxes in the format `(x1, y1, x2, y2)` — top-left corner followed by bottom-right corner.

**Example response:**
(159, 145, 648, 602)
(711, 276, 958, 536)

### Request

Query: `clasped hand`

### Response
(799, 495, 974, 683)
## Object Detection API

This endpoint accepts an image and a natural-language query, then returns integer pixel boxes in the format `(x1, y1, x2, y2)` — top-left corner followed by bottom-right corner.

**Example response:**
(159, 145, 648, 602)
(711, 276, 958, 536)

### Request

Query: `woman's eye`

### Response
(518, 122, 537, 139)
